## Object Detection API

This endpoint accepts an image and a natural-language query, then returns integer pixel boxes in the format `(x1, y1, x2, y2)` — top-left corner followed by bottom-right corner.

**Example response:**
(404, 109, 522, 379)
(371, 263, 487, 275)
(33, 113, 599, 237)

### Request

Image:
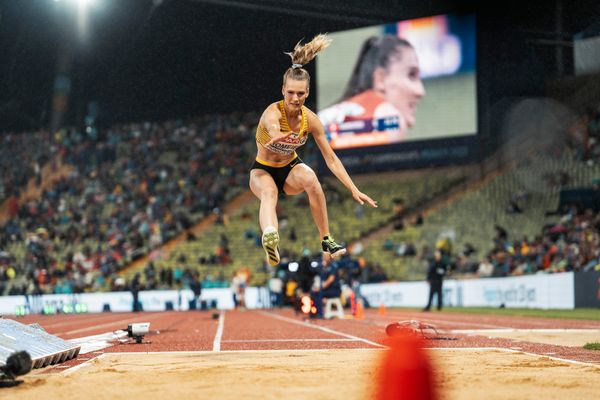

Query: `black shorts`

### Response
(251, 156, 303, 196)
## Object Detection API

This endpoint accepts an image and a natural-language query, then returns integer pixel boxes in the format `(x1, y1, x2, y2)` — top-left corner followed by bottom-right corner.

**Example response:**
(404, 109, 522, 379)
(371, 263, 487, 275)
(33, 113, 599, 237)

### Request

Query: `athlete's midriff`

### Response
(255, 143, 297, 167)
(255, 100, 309, 164)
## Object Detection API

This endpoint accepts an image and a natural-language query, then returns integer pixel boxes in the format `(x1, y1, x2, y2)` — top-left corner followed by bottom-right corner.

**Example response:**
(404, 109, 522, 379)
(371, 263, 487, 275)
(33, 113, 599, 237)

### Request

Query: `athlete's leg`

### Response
(283, 164, 329, 238)
(250, 169, 280, 266)
(250, 169, 279, 231)
(284, 164, 346, 259)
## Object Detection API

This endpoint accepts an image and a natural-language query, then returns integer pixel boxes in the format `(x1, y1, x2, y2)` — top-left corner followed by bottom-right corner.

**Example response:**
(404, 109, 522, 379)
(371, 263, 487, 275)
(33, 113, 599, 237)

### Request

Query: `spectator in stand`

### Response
(3, 111, 260, 294)
(477, 255, 494, 278)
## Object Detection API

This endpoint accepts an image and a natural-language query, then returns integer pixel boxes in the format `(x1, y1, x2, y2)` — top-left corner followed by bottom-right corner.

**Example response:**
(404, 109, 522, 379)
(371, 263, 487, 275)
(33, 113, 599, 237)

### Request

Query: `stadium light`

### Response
(50, 0, 100, 43)
(74, 0, 99, 44)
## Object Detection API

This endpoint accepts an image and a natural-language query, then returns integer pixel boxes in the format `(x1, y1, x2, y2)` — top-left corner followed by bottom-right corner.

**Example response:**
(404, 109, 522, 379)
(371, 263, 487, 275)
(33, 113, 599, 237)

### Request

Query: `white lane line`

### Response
(429, 347, 517, 351)
(404, 317, 513, 330)
(34, 314, 123, 330)
(222, 338, 359, 343)
(105, 348, 383, 356)
(362, 314, 514, 330)
(212, 311, 225, 352)
(59, 315, 159, 336)
(259, 311, 385, 348)
(451, 328, 600, 334)
(70, 330, 129, 354)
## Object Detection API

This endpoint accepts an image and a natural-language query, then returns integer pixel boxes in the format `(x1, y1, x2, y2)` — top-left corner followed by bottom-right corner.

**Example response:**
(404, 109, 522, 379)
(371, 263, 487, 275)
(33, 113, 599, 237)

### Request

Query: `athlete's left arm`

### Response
(309, 110, 377, 208)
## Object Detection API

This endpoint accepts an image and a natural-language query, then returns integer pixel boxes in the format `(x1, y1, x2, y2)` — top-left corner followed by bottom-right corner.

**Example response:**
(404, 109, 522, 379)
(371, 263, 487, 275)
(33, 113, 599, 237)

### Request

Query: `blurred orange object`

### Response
(375, 332, 437, 400)
(355, 300, 364, 320)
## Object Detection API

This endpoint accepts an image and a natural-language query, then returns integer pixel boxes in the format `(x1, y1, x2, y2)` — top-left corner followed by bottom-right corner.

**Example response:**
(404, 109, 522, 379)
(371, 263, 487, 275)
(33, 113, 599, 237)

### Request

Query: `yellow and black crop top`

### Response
(256, 100, 309, 155)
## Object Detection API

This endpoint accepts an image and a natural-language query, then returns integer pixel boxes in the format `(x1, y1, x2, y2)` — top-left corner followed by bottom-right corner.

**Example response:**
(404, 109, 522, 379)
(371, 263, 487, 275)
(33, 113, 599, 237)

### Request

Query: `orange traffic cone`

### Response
(378, 303, 386, 316)
(355, 300, 364, 320)
(375, 332, 437, 400)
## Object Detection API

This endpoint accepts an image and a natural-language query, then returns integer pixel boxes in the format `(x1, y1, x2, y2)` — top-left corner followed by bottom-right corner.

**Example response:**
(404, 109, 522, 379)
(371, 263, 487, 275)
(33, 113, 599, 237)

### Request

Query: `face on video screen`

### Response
(372, 47, 425, 129)
(317, 14, 477, 150)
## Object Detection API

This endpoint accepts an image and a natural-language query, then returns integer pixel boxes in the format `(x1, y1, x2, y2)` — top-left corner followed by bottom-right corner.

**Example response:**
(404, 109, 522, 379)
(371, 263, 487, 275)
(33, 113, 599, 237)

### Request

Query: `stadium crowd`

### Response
(475, 206, 600, 276)
(0, 112, 257, 295)
(1, 105, 600, 297)
(0, 130, 58, 203)
(568, 103, 600, 164)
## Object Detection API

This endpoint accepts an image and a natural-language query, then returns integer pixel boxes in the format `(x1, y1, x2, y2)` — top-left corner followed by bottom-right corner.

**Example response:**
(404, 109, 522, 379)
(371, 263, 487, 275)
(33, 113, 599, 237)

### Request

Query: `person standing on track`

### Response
(423, 250, 448, 311)
(249, 33, 378, 267)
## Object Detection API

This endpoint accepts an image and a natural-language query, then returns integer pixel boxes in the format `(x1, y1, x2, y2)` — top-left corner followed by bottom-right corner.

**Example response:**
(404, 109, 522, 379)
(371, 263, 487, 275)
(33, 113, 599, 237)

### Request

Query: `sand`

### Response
(7, 347, 600, 400)
(474, 330, 600, 347)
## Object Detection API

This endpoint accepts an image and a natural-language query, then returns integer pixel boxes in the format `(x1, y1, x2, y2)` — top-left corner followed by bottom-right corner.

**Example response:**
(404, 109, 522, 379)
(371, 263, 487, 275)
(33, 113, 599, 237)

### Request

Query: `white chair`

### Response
(324, 297, 344, 319)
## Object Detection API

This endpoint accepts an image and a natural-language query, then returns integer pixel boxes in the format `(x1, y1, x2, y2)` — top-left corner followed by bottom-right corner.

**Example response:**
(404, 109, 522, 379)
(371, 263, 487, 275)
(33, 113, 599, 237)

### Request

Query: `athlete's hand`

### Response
(266, 131, 295, 146)
(352, 191, 378, 208)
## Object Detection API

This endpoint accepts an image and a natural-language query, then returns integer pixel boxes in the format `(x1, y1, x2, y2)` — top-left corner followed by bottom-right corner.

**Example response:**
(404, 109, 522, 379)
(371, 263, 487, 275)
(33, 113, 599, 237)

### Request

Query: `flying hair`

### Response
(283, 33, 332, 86)
(285, 33, 332, 67)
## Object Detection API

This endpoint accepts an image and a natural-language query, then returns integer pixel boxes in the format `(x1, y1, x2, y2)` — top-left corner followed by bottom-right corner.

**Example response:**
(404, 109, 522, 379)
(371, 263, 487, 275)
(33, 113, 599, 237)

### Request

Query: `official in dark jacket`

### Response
(424, 250, 448, 311)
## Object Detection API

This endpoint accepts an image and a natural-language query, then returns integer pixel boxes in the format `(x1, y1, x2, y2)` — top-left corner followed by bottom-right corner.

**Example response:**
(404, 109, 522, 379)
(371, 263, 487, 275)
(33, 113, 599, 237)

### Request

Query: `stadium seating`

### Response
(140, 167, 468, 286)
(363, 152, 600, 280)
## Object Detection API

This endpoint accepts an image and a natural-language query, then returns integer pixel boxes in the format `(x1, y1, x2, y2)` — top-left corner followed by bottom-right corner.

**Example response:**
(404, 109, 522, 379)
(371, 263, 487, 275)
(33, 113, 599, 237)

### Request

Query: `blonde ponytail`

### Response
(285, 33, 332, 67)
(283, 34, 332, 86)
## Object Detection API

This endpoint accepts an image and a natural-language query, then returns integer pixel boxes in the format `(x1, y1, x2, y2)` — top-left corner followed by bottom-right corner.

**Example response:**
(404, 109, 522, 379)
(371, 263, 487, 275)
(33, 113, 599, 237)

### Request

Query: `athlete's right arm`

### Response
(261, 104, 282, 138)
(261, 104, 294, 146)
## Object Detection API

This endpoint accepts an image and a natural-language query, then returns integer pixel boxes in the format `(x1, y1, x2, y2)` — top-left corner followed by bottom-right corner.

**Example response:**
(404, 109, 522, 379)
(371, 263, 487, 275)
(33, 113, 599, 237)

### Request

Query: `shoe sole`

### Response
(324, 247, 346, 260)
(262, 231, 280, 266)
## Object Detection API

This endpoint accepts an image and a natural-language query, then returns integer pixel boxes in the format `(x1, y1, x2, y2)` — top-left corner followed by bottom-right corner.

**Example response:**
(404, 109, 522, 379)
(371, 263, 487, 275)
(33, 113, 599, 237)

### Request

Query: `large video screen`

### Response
(317, 14, 477, 150)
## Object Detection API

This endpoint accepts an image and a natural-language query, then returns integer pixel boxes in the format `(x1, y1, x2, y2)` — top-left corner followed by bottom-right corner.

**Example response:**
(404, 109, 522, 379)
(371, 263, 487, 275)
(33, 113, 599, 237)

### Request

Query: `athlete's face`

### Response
(373, 46, 425, 128)
(282, 79, 309, 111)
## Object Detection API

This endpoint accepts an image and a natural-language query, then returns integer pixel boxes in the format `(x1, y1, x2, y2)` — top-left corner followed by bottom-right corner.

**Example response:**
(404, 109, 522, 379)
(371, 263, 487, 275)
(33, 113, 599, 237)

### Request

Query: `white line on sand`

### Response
(494, 347, 600, 369)
(212, 311, 225, 352)
(429, 347, 600, 368)
(104, 348, 383, 356)
(63, 353, 106, 375)
(259, 311, 385, 348)
(80, 348, 600, 369)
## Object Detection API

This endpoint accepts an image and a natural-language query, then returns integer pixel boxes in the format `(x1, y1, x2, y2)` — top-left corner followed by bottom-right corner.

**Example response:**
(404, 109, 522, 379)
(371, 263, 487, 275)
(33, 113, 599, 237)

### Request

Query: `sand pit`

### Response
(432, 349, 600, 400)
(7, 348, 600, 400)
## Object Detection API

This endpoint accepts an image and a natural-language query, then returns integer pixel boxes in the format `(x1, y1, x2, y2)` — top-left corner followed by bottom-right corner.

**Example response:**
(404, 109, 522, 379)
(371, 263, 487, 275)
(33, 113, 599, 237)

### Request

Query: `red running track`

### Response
(6, 308, 600, 371)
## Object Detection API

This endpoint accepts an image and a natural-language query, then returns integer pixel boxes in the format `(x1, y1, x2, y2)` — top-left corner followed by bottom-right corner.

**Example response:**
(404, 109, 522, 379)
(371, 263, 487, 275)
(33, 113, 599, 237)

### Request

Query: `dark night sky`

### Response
(1, 0, 599, 131)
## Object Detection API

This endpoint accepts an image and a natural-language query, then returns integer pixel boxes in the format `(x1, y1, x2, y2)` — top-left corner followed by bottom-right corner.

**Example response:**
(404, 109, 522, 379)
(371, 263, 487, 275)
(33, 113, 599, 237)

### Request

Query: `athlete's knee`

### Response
(295, 169, 319, 191)
(260, 186, 279, 200)
(304, 176, 323, 195)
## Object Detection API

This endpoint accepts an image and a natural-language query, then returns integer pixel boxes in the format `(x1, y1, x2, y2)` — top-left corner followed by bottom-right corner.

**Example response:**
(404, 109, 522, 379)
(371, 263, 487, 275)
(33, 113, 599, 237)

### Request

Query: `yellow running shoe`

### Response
(321, 235, 346, 259)
(262, 227, 280, 266)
